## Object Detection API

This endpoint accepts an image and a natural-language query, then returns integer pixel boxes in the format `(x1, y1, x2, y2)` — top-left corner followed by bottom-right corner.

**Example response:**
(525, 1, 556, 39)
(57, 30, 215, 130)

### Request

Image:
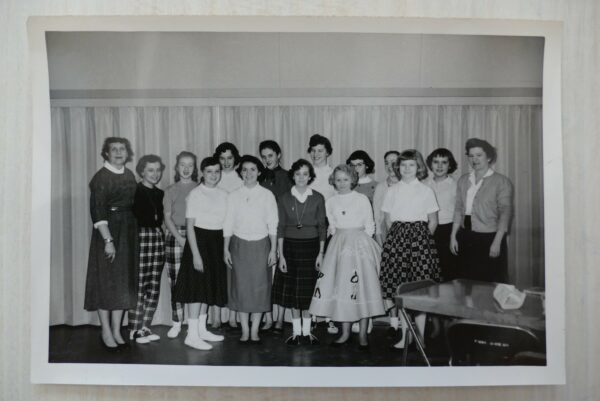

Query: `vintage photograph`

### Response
(31, 18, 563, 386)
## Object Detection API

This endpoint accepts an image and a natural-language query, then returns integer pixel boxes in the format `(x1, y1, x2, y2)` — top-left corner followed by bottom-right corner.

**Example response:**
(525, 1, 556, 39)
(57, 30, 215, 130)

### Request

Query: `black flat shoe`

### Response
(250, 338, 262, 345)
(238, 337, 250, 344)
(99, 336, 120, 352)
(358, 341, 370, 350)
(285, 334, 302, 346)
(303, 334, 320, 345)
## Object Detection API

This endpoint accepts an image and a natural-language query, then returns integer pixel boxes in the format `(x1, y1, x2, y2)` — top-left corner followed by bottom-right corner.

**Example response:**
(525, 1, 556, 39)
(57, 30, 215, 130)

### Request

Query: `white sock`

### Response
(187, 319, 199, 339)
(390, 317, 399, 329)
(301, 317, 311, 336)
(198, 314, 208, 333)
(292, 318, 302, 336)
(415, 313, 426, 341)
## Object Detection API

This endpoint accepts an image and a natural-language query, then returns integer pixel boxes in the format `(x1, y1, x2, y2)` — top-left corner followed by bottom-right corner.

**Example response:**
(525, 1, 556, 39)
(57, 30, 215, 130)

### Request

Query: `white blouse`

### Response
(326, 191, 375, 237)
(381, 178, 439, 223)
(372, 179, 393, 235)
(185, 184, 228, 230)
(309, 164, 336, 200)
(466, 168, 494, 215)
(223, 184, 278, 241)
(218, 170, 243, 194)
(425, 176, 457, 225)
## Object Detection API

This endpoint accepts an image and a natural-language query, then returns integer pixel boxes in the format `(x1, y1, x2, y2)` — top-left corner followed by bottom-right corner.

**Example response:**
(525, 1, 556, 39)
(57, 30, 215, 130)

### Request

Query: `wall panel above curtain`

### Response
(50, 103, 543, 326)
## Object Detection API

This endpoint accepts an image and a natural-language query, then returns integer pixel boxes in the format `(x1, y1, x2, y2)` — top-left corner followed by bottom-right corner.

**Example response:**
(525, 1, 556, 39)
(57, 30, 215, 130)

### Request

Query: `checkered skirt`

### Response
(379, 221, 440, 300)
(271, 237, 320, 310)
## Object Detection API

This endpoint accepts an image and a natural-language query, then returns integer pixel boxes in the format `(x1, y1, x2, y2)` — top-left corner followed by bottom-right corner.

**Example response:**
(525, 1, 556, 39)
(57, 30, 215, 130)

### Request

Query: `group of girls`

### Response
(85, 133, 513, 352)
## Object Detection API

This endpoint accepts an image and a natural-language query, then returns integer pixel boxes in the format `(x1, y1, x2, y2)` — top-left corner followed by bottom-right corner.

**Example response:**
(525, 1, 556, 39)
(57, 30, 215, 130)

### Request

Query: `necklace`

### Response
(294, 197, 308, 229)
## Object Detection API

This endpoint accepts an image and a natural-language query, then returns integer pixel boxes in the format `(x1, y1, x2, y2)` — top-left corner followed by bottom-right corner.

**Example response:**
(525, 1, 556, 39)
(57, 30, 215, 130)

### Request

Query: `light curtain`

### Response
(50, 104, 544, 326)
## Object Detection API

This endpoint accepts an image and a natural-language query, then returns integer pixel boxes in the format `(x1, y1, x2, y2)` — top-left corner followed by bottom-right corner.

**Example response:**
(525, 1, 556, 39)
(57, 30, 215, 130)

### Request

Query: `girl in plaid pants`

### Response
(129, 154, 166, 344)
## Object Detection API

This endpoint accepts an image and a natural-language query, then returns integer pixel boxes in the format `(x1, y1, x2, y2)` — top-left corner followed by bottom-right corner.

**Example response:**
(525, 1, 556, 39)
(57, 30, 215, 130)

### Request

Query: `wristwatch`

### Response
(104, 238, 114, 244)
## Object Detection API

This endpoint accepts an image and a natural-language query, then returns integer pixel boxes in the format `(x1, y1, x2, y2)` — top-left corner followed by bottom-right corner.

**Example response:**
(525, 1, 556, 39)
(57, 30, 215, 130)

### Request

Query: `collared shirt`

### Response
(186, 184, 228, 230)
(381, 178, 439, 222)
(291, 186, 313, 203)
(466, 169, 494, 215)
(355, 176, 378, 204)
(103, 161, 124, 174)
(93, 162, 129, 228)
(309, 164, 336, 200)
(454, 169, 513, 233)
(223, 184, 278, 240)
(425, 176, 457, 225)
(326, 191, 375, 237)
(218, 170, 243, 193)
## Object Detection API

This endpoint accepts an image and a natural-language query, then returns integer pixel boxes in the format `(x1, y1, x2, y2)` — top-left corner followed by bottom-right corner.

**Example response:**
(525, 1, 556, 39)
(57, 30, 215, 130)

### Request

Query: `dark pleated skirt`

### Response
(172, 227, 227, 306)
(379, 221, 440, 300)
(272, 237, 320, 310)
(84, 211, 138, 311)
(228, 235, 271, 313)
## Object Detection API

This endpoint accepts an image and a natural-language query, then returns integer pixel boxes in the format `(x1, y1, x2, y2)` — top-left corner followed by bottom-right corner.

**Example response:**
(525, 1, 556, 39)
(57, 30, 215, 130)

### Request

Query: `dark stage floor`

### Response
(49, 322, 450, 366)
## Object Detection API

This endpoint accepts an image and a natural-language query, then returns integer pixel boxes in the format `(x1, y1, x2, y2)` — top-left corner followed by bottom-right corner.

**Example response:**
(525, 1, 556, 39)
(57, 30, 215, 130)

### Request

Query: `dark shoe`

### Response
(303, 333, 320, 345)
(238, 337, 250, 344)
(358, 343, 370, 351)
(261, 322, 273, 331)
(386, 327, 399, 338)
(285, 334, 302, 346)
(250, 338, 262, 345)
(99, 336, 119, 352)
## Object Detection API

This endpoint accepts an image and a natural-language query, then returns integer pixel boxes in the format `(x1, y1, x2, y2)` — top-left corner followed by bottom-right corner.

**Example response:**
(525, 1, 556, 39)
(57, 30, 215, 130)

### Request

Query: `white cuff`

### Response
(93, 220, 108, 229)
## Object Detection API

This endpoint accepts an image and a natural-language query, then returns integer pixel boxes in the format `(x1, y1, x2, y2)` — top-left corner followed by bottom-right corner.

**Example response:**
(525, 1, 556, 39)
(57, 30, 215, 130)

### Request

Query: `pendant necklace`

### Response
(294, 197, 308, 229)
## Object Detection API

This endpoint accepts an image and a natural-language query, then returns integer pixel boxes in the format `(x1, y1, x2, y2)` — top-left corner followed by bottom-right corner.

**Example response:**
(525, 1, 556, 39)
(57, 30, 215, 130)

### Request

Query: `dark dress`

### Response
(84, 167, 138, 311)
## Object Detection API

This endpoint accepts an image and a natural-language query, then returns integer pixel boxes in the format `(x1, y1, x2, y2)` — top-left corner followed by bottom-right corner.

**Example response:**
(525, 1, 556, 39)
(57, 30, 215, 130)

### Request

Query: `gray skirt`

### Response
(228, 235, 272, 313)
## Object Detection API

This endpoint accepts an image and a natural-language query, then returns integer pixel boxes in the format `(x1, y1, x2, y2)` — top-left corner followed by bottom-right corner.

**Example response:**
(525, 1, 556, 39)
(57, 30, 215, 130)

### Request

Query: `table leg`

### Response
(400, 307, 430, 366)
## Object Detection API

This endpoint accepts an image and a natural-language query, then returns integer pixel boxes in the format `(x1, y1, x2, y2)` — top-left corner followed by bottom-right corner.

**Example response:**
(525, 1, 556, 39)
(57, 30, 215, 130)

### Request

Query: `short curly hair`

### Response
(426, 148, 458, 175)
(288, 158, 316, 185)
(235, 154, 266, 179)
(307, 134, 333, 155)
(136, 154, 166, 177)
(329, 164, 358, 190)
(346, 150, 375, 174)
(213, 142, 241, 165)
(394, 149, 428, 181)
(465, 138, 497, 164)
(101, 137, 134, 163)
(259, 140, 282, 155)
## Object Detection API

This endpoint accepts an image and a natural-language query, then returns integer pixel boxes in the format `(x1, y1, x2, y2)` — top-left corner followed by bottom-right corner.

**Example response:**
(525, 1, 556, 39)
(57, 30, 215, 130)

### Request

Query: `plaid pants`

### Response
(129, 227, 165, 332)
(165, 226, 186, 322)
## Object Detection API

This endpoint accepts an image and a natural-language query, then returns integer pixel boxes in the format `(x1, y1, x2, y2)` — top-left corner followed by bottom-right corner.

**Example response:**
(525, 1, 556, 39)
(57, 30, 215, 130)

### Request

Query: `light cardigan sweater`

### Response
(453, 171, 514, 233)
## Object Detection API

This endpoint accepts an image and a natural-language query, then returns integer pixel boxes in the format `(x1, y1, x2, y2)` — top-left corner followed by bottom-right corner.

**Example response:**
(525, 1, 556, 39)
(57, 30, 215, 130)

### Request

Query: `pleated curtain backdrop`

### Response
(50, 104, 544, 326)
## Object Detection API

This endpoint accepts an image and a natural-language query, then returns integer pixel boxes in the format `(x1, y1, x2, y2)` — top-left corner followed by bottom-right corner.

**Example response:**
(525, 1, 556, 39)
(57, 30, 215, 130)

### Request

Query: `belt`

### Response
(108, 206, 132, 212)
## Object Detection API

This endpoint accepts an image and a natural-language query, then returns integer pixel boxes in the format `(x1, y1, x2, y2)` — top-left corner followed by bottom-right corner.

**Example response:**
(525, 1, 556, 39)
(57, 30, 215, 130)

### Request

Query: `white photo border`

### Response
(29, 16, 565, 387)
